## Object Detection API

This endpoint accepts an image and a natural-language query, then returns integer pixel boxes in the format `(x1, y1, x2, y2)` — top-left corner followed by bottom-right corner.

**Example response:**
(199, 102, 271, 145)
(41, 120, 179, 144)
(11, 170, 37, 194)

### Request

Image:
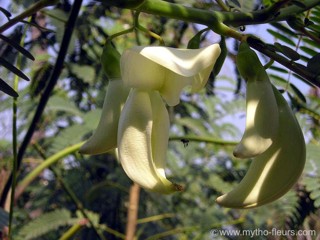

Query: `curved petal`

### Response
(121, 50, 165, 91)
(120, 44, 221, 106)
(149, 90, 170, 180)
(216, 87, 306, 208)
(79, 79, 129, 155)
(126, 44, 221, 77)
(159, 72, 193, 106)
(117, 89, 182, 193)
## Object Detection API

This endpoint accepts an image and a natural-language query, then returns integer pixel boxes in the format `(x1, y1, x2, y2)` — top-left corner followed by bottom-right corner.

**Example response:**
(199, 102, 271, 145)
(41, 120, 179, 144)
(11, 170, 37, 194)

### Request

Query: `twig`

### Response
(0, 0, 58, 33)
(8, 18, 30, 237)
(215, 0, 230, 11)
(125, 183, 140, 240)
(247, 38, 320, 87)
(169, 135, 238, 146)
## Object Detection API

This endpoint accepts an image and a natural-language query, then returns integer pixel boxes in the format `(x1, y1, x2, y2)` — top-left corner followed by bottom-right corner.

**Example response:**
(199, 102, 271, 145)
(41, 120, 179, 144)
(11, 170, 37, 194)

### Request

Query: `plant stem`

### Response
(16, 142, 84, 194)
(125, 183, 140, 240)
(59, 221, 87, 240)
(8, 53, 19, 240)
(137, 213, 175, 224)
(0, 0, 58, 33)
(169, 135, 238, 146)
(134, 0, 320, 28)
(247, 38, 320, 87)
(137, 0, 234, 36)
(8, 18, 30, 237)
(111, 0, 320, 40)
(106, 0, 320, 85)
(215, 0, 230, 12)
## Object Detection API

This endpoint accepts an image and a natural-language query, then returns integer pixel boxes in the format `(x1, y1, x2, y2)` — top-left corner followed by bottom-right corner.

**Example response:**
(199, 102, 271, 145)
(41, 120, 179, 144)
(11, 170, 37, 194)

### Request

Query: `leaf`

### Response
(213, 36, 227, 77)
(289, 83, 307, 103)
(0, 57, 29, 81)
(46, 96, 82, 116)
(303, 144, 320, 208)
(271, 23, 296, 37)
(30, 62, 53, 98)
(304, 18, 314, 27)
(69, 64, 96, 84)
(227, 0, 241, 8)
(315, 197, 320, 208)
(49, 124, 89, 155)
(239, 0, 256, 12)
(17, 209, 76, 240)
(207, 174, 233, 193)
(307, 53, 320, 75)
(82, 109, 102, 130)
(291, 0, 306, 8)
(176, 117, 209, 136)
(266, 43, 278, 52)
(0, 34, 34, 60)
(187, 32, 202, 49)
(292, 73, 314, 87)
(274, 42, 300, 61)
(269, 74, 287, 84)
(304, 38, 320, 48)
(267, 29, 296, 46)
(269, 66, 289, 74)
(20, 20, 55, 33)
(247, 36, 266, 48)
(0, 77, 18, 97)
(300, 46, 318, 56)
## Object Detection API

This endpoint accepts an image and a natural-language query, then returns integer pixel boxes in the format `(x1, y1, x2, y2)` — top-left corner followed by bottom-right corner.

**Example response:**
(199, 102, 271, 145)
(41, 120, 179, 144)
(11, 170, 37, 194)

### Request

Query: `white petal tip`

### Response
(215, 195, 258, 209)
(78, 140, 115, 155)
(232, 142, 270, 159)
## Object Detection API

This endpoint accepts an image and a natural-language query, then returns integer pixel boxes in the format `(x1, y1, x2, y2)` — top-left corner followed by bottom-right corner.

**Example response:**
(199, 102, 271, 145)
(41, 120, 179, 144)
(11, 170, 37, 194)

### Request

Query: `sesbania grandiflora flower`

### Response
(80, 43, 221, 193)
(118, 44, 221, 193)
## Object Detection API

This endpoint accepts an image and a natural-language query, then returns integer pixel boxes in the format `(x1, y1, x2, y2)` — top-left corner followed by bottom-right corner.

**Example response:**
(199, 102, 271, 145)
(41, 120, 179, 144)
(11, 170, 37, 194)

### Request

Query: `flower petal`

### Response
(120, 44, 221, 106)
(159, 71, 193, 106)
(117, 88, 182, 193)
(121, 50, 165, 91)
(79, 79, 129, 155)
(128, 44, 221, 77)
(149, 90, 170, 179)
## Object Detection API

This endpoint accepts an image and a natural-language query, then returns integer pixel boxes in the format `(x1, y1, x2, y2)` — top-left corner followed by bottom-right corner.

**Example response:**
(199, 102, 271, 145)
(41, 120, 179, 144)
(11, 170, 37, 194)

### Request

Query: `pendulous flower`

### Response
(81, 43, 221, 193)
(117, 44, 221, 193)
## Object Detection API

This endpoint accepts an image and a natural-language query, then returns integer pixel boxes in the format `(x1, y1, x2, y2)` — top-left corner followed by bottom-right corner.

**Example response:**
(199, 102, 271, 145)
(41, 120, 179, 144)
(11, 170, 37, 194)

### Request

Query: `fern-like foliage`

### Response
(265, 4, 320, 90)
(15, 209, 77, 240)
(303, 144, 320, 208)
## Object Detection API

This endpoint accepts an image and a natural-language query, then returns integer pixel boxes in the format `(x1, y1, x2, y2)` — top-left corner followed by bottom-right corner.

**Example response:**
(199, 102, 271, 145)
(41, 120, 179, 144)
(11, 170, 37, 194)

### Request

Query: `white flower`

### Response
(118, 44, 221, 193)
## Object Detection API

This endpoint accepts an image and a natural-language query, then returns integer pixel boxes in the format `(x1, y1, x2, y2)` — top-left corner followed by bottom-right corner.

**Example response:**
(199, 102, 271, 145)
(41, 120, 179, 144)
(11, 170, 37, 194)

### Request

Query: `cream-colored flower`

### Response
(118, 44, 221, 193)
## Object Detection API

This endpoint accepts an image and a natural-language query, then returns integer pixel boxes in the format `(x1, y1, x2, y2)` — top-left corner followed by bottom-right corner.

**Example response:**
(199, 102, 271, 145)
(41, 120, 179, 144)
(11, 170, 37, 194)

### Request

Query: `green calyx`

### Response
(101, 41, 121, 79)
(236, 41, 266, 81)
